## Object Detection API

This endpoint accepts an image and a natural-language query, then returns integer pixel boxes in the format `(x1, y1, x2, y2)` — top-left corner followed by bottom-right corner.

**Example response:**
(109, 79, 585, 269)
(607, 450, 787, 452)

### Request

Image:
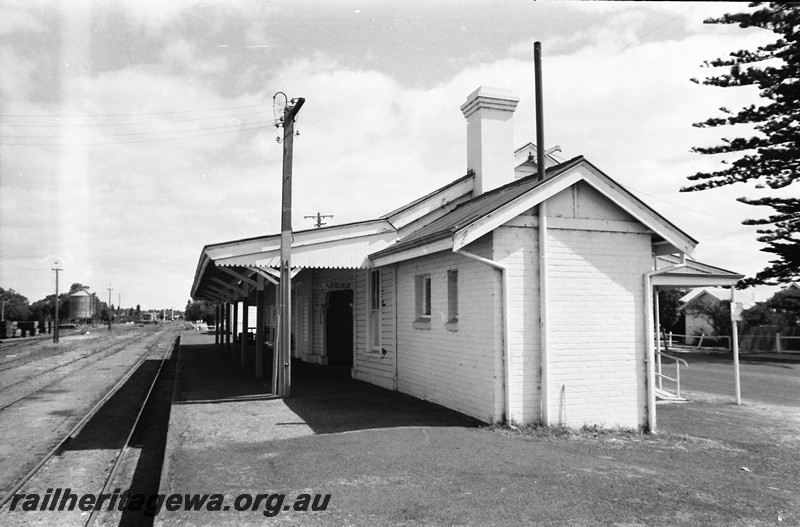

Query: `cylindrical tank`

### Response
(69, 290, 93, 320)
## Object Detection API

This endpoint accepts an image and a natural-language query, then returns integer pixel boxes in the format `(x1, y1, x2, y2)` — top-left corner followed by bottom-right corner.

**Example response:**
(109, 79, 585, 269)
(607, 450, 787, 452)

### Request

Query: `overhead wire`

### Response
(0, 103, 269, 118)
(623, 184, 741, 221)
(0, 124, 272, 146)
(1, 119, 274, 140)
(0, 109, 267, 128)
(0, 103, 275, 145)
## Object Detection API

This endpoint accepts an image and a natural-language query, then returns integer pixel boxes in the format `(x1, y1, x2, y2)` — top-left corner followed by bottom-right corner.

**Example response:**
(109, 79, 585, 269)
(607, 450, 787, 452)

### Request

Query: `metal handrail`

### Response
(655, 351, 689, 398)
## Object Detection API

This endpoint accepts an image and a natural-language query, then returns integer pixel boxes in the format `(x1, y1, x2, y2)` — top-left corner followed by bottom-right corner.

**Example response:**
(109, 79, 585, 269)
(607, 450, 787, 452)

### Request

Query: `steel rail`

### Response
(83, 333, 179, 527)
(0, 332, 153, 411)
(0, 329, 175, 510)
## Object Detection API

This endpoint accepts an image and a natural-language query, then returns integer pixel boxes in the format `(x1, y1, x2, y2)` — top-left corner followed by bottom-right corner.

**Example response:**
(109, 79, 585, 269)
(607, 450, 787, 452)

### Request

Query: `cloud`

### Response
(0, 2, 49, 35)
(1, 1, 788, 309)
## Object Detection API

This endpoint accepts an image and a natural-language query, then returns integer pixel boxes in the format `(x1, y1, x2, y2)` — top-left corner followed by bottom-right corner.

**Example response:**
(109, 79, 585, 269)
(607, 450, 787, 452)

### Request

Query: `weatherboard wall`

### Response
(353, 266, 397, 390)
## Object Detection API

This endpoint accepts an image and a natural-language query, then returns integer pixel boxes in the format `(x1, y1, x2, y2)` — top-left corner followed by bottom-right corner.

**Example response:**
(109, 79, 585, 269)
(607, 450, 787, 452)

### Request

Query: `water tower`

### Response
(69, 290, 92, 321)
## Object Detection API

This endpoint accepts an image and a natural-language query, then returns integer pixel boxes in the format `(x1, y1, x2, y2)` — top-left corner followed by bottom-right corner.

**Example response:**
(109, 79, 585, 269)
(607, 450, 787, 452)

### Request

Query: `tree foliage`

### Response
(741, 286, 800, 327)
(0, 288, 31, 321)
(689, 296, 732, 338)
(29, 293, 70, 321)
(684, 3, 799, 285)
(185, 299, 216, 324)
(69, 283, 90, 294)
(764, 285, 800, 324)
(657, 289, 687, 332)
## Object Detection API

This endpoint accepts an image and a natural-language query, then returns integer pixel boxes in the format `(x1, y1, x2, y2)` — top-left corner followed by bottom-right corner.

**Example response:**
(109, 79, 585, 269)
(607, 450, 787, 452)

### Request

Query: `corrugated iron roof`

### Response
(656, 255, 743, 278)
(371, 156, 583, 259)
(215, 230, 397, 269)
(651, 255, 743, 288)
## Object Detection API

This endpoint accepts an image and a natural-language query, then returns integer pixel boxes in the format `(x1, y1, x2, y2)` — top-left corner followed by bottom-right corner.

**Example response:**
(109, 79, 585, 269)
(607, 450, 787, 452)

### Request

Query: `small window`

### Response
(370, 270, 381, 349)
(371, 270, 381, 311)
(447, 269, 458, 329)
(421, 275, 431, 317)
(413, 274, 432, 329)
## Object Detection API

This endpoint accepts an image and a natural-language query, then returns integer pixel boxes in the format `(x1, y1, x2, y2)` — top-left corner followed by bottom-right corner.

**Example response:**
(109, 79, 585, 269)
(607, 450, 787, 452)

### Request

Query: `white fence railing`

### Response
(659, 332, 730, 350)
(775, 334, 800, 353)
(659, 331, 800, 353)
(655, 351, 689, 397)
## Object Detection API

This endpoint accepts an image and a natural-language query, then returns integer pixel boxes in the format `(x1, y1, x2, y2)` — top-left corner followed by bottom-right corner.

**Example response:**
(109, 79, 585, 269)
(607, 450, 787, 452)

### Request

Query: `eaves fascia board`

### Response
(190, 252, 213, 299)
(382, 175, 474, 229)
(370, 235, 454, 267)
(579, 160, 698, 251)
(452, 160, 700, 256)
(453, 170, 584, 251)
(651, 273, 743, 288)
(204, 219, 396, 261)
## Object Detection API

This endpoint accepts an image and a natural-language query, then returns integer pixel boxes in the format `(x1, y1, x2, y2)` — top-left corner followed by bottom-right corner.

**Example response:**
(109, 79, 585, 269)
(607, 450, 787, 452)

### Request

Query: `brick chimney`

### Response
(460, 86, 519, 195)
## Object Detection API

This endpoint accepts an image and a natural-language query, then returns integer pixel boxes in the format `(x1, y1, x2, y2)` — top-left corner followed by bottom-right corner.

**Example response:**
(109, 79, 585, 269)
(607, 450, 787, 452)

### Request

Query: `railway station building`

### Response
(190, 86, 742, 431)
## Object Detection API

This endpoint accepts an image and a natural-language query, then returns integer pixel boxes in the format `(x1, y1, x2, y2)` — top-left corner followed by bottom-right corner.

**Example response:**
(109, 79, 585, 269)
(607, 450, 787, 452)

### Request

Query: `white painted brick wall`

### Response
(494, 225, 541, 424)
(546, 227, 651, 429)
(395, 234, 503, 423)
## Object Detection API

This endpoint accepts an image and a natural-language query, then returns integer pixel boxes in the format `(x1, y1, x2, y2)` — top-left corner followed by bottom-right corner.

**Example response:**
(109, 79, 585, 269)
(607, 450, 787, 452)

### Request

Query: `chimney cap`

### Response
(460, 86, 520, 117)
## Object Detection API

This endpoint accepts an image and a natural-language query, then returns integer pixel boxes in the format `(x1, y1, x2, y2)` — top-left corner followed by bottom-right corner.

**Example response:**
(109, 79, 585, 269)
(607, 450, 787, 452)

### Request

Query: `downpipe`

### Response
(455, 249, 511, 424)
(644, 260, 686, 433)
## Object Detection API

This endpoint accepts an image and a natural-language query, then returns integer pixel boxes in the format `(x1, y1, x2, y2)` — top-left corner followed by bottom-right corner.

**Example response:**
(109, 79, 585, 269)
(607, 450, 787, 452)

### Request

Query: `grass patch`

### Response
(486, 422, 644, 439)
(485, 422, 740, 453)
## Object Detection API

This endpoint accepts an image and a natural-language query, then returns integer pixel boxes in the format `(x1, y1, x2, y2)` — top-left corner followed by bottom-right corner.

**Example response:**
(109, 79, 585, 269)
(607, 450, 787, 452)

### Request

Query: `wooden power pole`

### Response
(304, 212, 334, 228)
(52, 265, 62, 343)
(107, 286, 113, 330)
(274, 93, 305, 398)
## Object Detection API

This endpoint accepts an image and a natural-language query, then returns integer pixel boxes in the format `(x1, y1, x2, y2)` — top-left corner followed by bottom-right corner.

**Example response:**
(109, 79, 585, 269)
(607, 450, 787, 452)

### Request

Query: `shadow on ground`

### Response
(174, 340, 480, 435)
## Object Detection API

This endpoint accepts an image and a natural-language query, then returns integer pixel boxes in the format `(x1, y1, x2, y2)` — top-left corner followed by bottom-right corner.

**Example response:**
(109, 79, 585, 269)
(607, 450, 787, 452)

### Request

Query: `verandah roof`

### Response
(650, 255, 744, 288)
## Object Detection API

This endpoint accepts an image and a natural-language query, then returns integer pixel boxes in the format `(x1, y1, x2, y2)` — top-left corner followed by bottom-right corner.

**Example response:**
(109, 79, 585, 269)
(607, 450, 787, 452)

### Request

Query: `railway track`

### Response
(0, 329, 97, 369)
(0, 331, 160, 411)
(0, 325, 182, 525)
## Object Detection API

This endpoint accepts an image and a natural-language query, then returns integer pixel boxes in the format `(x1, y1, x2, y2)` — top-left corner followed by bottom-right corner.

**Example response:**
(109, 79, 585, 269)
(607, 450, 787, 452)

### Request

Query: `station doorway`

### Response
(326, 290, 353, 366)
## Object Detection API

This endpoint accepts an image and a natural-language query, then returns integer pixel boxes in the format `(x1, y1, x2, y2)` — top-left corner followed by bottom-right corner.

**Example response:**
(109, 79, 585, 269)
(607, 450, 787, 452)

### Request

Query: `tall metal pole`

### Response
(52, 266, 62, 343)
(107, 286, 113, 330)
(731, 286, 741, 405)
(277, 96, 305, 398)
(534, 41, 545, 181)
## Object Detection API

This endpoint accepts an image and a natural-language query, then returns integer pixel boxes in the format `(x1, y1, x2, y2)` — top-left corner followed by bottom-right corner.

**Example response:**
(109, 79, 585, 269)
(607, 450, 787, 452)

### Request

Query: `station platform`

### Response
(156, 331, 475, 525)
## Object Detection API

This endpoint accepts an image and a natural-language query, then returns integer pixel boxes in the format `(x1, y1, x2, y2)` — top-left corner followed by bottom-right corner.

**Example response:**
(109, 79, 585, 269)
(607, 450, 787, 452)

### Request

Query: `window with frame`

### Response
(413, 274, 432, 329)
(446, 269, 458, 330)
(370, 270, 381, 349)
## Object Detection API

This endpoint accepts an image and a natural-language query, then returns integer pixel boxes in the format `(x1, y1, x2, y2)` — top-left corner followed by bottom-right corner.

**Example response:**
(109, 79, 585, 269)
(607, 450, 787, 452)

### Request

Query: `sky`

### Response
(0, 0, 789, 310)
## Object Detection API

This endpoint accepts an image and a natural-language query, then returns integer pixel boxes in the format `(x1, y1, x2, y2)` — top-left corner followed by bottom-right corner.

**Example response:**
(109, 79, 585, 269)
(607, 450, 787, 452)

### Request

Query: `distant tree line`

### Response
(184, 299, 216, 325)
(1, 283, 148, 324)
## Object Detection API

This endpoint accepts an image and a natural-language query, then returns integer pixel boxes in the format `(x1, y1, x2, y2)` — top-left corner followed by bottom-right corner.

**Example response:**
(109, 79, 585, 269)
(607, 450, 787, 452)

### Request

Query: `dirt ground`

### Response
(156, 335, 800, 526)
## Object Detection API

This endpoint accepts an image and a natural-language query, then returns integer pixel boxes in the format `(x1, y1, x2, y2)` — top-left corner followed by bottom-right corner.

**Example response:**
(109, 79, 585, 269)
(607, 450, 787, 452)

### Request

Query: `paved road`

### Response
(661, 352, 799, 407)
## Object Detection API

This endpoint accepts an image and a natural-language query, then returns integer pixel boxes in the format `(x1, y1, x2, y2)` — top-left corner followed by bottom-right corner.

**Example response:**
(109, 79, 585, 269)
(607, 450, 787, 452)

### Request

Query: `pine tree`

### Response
(684, 2, 799, 286)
